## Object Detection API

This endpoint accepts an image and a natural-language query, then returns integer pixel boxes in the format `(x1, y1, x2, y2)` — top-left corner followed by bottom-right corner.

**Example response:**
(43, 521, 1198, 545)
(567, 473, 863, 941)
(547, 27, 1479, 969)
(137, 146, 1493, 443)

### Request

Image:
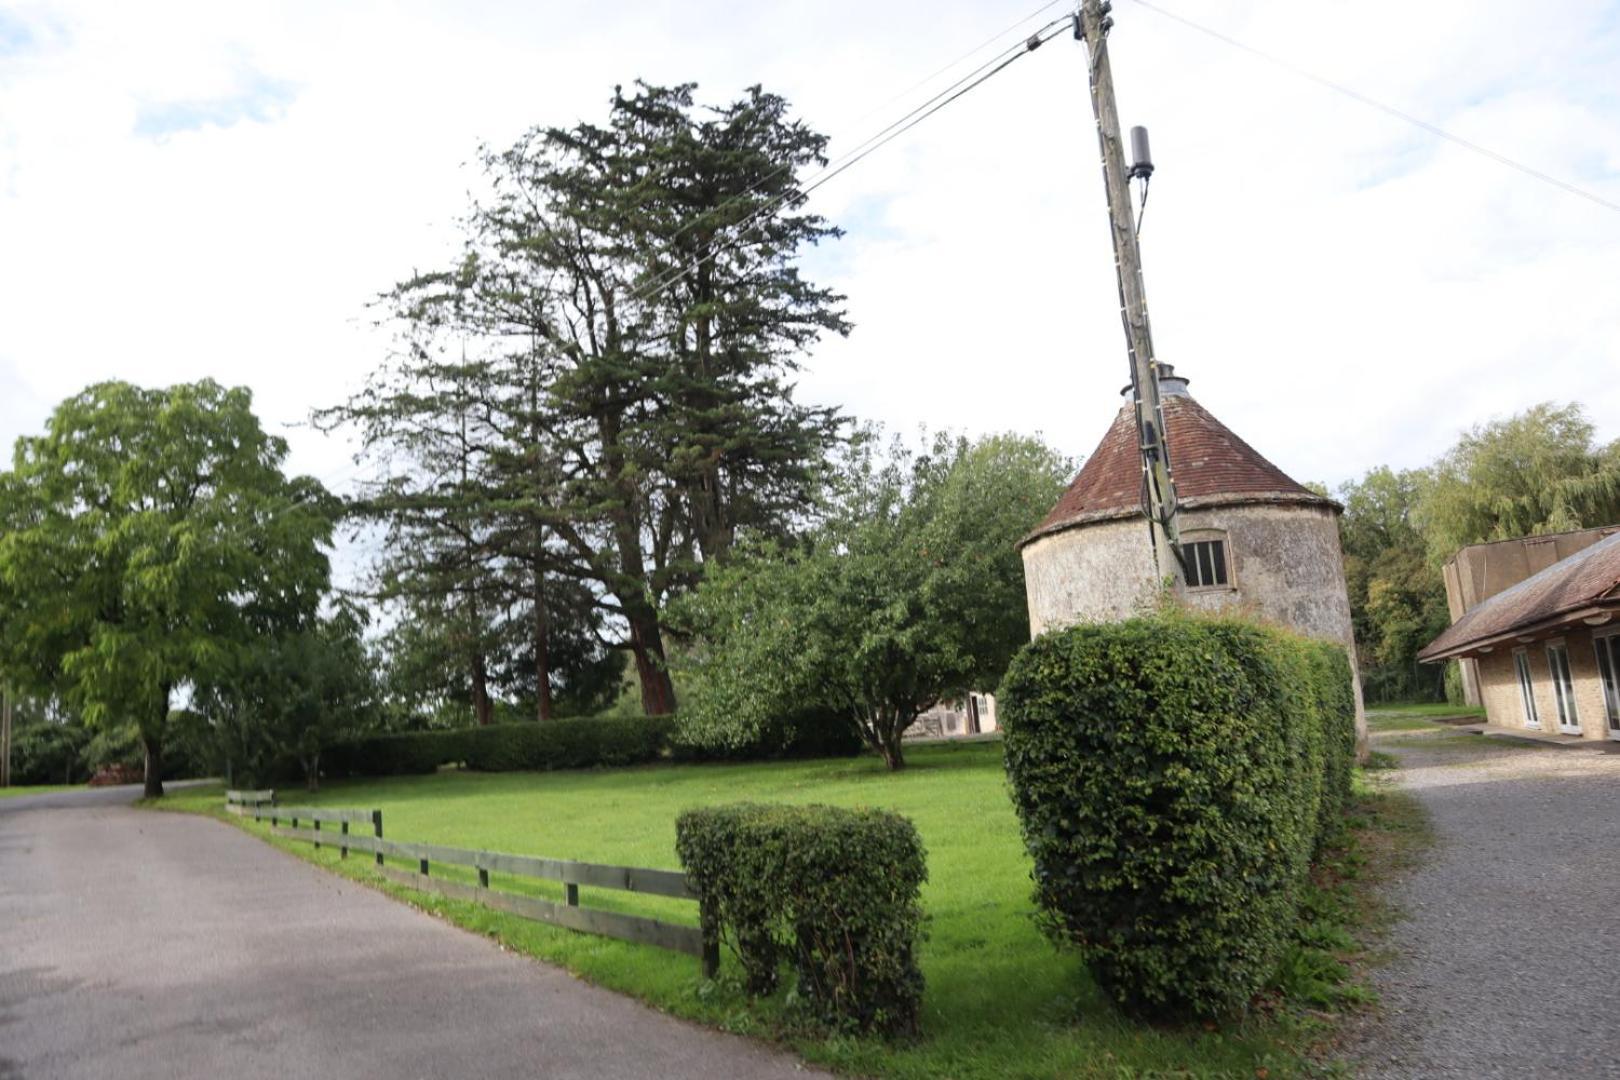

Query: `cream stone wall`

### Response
(1022, 516, 1159, 636)
(1021, 501, 1367, 747)
(1476, 626, 1620, 741)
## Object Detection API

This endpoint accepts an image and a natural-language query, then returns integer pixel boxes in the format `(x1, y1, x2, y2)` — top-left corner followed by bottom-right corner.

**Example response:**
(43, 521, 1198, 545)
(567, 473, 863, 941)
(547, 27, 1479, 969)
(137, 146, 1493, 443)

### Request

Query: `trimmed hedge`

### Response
(672, 704, 865, 763)
(675, 802, 928, 1036)
(318, 715, 675, 779)
(997, 615, 1357, 1017)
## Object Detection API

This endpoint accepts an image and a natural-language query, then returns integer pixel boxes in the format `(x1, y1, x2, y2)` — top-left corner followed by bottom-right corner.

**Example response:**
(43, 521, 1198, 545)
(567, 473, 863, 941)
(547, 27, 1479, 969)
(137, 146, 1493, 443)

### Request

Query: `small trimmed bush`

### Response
(997, 615, 1356, 1017)
(676, 802, 927, 1036)
(319, 715, 673, 779)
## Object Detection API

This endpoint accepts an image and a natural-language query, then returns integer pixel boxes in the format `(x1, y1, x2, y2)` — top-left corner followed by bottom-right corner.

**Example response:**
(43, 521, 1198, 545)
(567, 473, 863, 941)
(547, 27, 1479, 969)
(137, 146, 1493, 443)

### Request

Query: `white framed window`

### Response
(1546, 640, 1581, 735)
(1593, 628, 1620, 739)
(1513, 648, 1540, 729)
(1182, 534, 1231, 590)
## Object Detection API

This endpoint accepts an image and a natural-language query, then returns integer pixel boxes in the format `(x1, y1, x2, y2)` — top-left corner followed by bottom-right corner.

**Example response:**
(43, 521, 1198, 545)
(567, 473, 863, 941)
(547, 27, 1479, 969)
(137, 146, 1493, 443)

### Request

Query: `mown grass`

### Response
(0, 783, 82, 800)
(155, 742, 1413, 1079)
(1365, 702, 1485, 728)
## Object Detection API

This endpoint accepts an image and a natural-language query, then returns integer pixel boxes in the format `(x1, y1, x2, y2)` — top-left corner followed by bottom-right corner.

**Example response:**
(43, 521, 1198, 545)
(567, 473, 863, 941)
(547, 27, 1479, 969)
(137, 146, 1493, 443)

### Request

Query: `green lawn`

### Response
(157, 743, 1394, 1078)
(0, 783, 82, 800)
(1366, 702, 1485, 730)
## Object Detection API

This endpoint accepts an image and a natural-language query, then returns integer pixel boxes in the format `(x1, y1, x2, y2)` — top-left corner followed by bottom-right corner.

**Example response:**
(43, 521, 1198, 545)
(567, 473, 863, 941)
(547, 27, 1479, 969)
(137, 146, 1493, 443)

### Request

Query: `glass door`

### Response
(1514, 649, 1540, 729)
(1595, 634, 1620, 739)
(1547, 643, 1581, 735)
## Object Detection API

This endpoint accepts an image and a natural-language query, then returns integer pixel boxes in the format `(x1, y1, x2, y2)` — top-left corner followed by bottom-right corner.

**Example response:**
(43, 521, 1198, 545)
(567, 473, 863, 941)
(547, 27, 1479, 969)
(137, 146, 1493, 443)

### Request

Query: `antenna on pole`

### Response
(1076, 0, 1185, 588)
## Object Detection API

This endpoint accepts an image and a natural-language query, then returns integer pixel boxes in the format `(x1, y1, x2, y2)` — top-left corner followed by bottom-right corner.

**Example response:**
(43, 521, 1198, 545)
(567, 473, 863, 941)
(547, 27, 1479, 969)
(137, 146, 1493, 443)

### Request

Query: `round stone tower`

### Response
(1020, 365, 1366, 744)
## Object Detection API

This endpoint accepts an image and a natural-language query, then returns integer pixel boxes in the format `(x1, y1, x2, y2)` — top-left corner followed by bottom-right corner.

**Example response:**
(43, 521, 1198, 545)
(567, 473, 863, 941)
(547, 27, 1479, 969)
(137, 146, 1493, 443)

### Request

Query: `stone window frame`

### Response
(1180, 528, 1235, 593)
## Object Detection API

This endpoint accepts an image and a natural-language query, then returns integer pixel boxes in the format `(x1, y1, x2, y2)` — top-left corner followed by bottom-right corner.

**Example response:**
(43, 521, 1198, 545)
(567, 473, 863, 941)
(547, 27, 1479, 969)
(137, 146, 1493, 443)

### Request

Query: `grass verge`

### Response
(149, 742, 1422, 1079)
(0, 783, 83, 800)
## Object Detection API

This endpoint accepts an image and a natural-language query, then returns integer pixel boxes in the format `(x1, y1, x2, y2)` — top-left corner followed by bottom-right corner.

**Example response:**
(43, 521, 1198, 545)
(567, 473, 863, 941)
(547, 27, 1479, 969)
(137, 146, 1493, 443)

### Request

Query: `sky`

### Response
(3, 0, 1618, 585)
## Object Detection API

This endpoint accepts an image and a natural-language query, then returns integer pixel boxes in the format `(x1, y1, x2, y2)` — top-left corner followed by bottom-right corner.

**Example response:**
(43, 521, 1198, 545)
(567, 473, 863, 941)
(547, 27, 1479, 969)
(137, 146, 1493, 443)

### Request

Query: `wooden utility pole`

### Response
(1077, 0, 1184, 587)
(1, 686, 12, 789)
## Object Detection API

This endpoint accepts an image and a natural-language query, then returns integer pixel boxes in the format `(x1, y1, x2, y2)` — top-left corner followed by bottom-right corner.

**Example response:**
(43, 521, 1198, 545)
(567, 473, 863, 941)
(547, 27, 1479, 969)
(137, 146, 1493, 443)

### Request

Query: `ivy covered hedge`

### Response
(997, 615, 1357, 1017)
(675, 802, 928, 1036)
(318, 715, 675, 779)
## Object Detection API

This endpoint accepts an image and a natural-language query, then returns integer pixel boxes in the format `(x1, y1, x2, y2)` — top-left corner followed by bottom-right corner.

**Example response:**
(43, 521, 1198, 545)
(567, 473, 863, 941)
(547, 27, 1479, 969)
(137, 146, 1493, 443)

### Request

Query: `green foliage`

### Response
(676, 802, 927, 1036)
(318, 715, 674, 779)
(0, 380, 334, 795)
(1417, 401, 1620, 564)
(194, 604, 380, 789)
(325, 82, 850, 718)
(1336, 466, 1450, 703)
(997, 615, 1357, 1017)
(9, 718, 88, 785)
(674, 432, 1070, 768)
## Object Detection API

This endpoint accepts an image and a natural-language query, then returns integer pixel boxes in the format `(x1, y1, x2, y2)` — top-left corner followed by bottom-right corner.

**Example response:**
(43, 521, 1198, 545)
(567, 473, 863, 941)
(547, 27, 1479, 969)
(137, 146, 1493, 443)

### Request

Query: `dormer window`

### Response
(1182, 533, 1231, 590)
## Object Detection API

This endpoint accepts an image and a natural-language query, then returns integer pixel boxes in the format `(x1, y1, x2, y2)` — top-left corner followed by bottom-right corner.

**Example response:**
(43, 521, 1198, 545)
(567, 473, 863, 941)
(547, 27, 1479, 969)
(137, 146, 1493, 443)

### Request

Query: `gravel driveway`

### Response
(1347, 728, 1620, 1078)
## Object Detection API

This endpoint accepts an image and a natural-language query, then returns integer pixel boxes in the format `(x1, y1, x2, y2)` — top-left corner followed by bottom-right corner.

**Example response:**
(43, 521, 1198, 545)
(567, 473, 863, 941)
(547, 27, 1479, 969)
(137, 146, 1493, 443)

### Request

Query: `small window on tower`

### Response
(1183, 536, 1230, 590)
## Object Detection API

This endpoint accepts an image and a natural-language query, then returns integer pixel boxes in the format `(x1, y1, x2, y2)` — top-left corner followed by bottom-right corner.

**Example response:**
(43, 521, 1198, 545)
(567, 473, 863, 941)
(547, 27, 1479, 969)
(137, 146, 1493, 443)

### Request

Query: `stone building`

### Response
(1018, 365, 1365, 744)
(903, 693, 998, 740)
(1420, 529, 1620, 740)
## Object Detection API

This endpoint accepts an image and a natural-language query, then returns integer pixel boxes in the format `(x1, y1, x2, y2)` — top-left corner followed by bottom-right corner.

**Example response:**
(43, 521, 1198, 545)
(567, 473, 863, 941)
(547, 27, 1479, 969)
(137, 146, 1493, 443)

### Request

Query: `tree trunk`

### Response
(304, 752, 320, 793)
(142, 734, 165, 798)
(470, 651, 493, 726)
(867, 706, 908, 771)
(143, 683, 170, 797)
(628, 609, 676, 716)
(534, 562, 553, 722)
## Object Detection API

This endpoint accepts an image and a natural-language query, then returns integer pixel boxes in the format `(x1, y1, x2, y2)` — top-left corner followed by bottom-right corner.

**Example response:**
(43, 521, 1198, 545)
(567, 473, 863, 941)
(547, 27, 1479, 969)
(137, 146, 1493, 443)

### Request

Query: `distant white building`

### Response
(904, 693, 998, 739)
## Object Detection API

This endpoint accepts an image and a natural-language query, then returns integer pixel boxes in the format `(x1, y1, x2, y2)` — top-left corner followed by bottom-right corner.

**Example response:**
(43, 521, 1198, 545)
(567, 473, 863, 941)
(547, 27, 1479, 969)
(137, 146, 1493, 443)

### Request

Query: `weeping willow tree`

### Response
(1417, 402, 1620, 564)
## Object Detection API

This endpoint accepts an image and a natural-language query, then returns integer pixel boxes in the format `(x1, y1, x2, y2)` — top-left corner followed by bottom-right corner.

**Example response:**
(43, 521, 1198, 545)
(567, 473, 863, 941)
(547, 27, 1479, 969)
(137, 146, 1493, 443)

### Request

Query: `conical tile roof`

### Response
(1024, 391, 1336, 546)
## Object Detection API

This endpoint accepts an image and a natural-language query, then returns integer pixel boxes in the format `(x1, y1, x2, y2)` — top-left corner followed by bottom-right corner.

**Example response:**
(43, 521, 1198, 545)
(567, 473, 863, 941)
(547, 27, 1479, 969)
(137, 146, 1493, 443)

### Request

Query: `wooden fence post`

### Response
(565, 882, 579, 908)
(313, 818, 321, 851)
(372, 810, 384, 868)
(340, 820, 350, 860)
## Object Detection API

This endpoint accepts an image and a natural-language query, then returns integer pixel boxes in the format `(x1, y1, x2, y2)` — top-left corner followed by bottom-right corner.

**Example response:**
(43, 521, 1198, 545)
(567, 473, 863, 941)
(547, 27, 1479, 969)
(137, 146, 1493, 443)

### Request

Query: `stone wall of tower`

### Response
(1021, 500, 1367, 749)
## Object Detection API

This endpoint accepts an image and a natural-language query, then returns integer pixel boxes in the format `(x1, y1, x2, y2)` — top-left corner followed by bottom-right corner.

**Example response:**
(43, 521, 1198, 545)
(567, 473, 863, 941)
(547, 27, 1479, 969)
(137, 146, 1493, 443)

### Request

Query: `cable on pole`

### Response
(1128, 0, 1620, 214)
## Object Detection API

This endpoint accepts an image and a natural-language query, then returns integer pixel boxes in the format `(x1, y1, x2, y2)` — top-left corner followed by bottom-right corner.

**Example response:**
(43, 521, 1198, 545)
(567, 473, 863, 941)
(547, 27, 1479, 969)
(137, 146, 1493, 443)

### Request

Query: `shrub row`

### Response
(997, 614, 1358, 1018)
(676, 802, 928, 1036)
(318, 715, 676, 779)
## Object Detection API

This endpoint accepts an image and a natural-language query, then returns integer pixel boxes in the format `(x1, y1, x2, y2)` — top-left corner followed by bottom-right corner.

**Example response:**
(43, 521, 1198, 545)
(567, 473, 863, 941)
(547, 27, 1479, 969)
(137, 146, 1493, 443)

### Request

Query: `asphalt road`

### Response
(0, 786, 819, 1080)
(1347, 730, 1620, 1078)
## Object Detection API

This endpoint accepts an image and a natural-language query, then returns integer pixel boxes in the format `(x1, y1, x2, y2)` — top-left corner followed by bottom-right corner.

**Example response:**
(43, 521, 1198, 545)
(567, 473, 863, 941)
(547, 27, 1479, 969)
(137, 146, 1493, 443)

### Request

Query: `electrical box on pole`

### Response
(1076, 0, 1185, 588)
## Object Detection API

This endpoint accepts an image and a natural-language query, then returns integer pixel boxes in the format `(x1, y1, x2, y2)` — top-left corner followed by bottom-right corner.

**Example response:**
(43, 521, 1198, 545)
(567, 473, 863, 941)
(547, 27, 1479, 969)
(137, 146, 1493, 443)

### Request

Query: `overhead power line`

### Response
(649, 1, 1072, 262)
(1128, 0, 1620, 214)
(631, 18, 1071, 309)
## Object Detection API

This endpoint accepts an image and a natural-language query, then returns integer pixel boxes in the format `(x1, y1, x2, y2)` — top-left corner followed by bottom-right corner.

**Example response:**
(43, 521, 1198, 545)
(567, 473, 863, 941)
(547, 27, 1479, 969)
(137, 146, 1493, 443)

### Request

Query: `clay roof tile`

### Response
(1024, 393, 1334, 545)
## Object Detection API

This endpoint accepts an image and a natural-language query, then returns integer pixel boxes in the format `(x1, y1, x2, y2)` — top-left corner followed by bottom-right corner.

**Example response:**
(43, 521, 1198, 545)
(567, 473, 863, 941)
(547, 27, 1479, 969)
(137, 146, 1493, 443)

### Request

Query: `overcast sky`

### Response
(4, 0, 1618, 565)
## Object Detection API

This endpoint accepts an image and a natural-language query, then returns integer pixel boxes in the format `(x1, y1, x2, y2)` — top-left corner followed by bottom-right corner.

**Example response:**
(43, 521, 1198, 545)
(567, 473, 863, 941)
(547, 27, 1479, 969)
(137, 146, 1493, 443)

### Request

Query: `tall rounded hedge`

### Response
(997, 615, 1356, 1017)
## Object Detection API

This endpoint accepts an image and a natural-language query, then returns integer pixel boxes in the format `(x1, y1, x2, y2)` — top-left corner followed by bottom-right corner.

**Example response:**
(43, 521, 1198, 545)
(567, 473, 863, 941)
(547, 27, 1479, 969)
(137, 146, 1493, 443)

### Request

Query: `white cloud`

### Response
(1, 0, 1617, 580)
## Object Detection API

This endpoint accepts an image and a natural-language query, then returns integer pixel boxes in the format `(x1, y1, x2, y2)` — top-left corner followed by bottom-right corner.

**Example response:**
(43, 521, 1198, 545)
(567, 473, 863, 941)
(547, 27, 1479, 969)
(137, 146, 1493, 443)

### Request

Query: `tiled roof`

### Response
(1419, 531, 1620, 661)
(1024, 393, 1335, 545)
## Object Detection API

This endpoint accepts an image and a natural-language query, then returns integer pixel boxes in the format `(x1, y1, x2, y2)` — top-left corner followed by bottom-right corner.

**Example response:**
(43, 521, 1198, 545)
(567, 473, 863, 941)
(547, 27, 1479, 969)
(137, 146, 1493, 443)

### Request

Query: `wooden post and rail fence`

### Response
(223, 789, 718, 977)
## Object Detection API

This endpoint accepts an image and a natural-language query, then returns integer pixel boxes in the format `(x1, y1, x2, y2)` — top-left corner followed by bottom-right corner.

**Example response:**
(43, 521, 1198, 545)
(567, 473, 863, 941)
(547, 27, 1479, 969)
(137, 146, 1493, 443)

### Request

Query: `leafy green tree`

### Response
(328, 81, 847, 718)
(0, 381, 334, 796)
(198, 604, 378, 791)
(676, 433, 1069, 769)
(1418, 402, 1620, 563)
